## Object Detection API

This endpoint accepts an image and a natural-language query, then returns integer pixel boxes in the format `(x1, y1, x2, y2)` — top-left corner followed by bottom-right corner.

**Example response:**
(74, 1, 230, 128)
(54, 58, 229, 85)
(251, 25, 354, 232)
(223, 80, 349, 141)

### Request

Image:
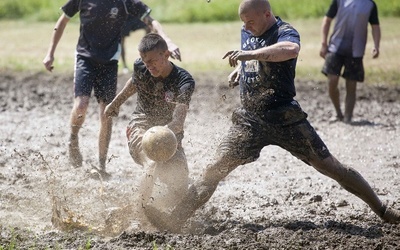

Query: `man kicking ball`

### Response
(105, 33, 195, 212)
(143, 0, 400, 233)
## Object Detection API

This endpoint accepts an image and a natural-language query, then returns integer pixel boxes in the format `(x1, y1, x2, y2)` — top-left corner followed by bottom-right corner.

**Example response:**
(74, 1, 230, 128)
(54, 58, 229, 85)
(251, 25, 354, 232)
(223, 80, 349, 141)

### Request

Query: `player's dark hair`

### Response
(138, 33, 168, 53)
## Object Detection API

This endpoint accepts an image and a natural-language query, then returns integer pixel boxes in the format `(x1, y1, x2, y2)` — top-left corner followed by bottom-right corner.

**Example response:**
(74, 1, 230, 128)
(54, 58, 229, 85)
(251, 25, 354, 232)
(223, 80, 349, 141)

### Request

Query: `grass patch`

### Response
(0, 226, 95, 250)
(1, 0, 400, 22)
(1, 17, 399, 85)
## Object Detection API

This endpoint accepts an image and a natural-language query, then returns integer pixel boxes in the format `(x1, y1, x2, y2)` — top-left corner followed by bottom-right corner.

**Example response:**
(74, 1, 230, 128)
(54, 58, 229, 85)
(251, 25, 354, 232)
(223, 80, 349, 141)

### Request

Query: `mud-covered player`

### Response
(144, 0, 400, 233)
(105, 33, 195, 213)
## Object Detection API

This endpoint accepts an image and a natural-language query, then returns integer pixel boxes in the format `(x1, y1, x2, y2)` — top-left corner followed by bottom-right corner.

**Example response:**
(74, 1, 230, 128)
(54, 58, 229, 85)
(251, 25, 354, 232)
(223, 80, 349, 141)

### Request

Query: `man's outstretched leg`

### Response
(144, 155, 243, 232)
(127, 126, 190, 219)
(310, 155, 400, 223)
(144, 173, 219, 233)
(147, 148, 189, 210)
(141, 148, 189, 218)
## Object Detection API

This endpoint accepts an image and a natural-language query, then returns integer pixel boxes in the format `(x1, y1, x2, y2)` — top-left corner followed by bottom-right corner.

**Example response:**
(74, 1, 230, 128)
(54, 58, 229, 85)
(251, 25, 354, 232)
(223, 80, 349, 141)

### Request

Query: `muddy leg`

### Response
(68, 96, 89, 167)
(145, 155, 243, 232)
(137, 161, 157, 209)
(327, 74, 344, 121)
(344, 80, 357, 123)
(310, 155, 386, 217)
(149, 148, 189, 210)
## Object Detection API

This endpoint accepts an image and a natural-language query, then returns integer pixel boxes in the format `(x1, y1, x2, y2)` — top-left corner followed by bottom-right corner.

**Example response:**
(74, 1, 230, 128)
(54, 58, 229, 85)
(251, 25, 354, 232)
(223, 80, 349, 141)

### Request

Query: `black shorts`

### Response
(218, 102, 331, 165)
(74, 54, 118, 103)
(322, 52, 364, 82)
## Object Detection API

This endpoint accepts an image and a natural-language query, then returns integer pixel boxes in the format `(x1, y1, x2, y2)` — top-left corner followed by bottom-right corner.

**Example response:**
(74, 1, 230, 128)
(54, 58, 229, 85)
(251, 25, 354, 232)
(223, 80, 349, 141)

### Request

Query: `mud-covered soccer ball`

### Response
(142, 126, 177, 162)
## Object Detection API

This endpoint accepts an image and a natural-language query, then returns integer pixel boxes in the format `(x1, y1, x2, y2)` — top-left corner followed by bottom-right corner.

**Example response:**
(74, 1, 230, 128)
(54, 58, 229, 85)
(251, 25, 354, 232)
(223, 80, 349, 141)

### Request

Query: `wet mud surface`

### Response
(0, 72, 399, 249)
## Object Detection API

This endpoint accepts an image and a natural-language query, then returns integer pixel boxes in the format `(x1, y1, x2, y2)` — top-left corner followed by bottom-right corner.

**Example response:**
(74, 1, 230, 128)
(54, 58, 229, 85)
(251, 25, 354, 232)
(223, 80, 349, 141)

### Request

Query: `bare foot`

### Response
(89, 167, 111, 180)
(382, 206, 400, 224)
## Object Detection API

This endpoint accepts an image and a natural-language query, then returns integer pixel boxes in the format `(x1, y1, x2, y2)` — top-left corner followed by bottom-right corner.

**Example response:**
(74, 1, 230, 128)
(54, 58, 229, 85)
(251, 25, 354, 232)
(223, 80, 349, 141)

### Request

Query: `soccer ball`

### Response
(142, 126, 178, 162)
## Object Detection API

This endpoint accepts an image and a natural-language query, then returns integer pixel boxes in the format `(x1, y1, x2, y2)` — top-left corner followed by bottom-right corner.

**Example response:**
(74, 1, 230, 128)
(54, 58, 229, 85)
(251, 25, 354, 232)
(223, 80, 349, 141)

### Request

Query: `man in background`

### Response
(43, 0, 181, 177)
(320, 0, 381, 123)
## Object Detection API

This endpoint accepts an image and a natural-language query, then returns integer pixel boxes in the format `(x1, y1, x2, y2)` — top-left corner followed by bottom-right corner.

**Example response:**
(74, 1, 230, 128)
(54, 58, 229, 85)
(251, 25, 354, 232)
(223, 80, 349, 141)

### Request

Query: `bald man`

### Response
(144, 0, 400, 233)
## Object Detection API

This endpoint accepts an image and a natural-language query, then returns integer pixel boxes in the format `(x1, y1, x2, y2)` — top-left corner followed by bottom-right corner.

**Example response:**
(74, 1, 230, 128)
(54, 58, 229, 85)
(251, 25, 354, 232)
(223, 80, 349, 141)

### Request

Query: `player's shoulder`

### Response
(276, 18, 300, 42)
(277, 18, 297, 32)
(133, 58, 148, 80)
(133, 58, 146, 71)
(172, 64, 195, 84)
(369, 0, 378, 9)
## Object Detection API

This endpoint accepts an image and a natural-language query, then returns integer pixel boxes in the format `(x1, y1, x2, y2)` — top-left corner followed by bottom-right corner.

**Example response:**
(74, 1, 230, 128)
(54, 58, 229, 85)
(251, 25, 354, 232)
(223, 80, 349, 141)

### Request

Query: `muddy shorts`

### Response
(322, 52, 364, 82)
(126, 114, 184, 165)
(218, 101, 331, 165)
(74, 54, 118, 104)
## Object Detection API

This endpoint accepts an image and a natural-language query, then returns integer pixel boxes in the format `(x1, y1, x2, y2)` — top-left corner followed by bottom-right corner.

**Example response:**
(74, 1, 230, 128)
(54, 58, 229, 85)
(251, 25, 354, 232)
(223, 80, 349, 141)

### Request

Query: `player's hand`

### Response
(43, 54, 55, 72)
(228, 68, 240, 88)
(104, 103, 119, 117)
(223, 50, 252, 67)
(372, 47, 379, 59)
(167, 42, 181, 61)
(319, 44, 328, 59)
(223, 50, 242, 67)
(169, 48, 181, 61)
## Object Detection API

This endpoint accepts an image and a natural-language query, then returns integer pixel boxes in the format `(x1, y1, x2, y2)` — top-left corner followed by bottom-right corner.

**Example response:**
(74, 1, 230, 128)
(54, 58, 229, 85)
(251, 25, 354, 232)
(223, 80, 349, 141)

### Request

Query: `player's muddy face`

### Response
(140, 50, 169, 77)
(240, 9, 269, 36)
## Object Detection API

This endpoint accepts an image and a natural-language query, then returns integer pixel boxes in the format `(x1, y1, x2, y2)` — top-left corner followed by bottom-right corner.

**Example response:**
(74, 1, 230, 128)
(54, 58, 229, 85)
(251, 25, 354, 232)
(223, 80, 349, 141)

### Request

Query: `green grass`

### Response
(1, 0, 400, 22)
(1, 18, 399, 85)
(0, 229, 17, 250)
(0, 227, 93, 250)
(0, 0, 64, 21)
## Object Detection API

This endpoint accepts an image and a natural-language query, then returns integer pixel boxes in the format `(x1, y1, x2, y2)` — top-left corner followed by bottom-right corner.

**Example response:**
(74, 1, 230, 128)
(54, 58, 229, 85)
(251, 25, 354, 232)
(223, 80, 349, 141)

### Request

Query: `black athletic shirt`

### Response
(62, 0, 150, 63)
(240, 17, 300, 113)
(131, 59, 195, 124)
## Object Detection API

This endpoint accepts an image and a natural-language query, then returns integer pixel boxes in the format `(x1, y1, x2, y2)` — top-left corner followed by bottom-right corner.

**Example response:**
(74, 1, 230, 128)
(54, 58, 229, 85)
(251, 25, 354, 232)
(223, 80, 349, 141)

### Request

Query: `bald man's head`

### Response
(238, 0, 275, 36)
(239, 0, 271, 15)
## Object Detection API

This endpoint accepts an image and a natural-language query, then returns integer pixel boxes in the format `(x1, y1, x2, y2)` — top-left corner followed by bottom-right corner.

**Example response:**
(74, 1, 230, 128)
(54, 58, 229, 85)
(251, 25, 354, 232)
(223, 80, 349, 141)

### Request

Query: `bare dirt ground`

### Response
(1, 71, 399, 249)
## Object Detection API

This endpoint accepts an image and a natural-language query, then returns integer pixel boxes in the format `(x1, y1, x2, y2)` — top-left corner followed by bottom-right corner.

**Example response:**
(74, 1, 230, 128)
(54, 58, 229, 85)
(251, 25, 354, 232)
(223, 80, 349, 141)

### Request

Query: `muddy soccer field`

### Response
(1, 70, 399, 249)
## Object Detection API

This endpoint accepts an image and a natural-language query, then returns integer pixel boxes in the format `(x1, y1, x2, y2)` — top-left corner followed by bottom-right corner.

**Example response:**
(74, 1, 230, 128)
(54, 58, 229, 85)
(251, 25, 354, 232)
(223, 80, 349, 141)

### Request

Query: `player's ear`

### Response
(264, 9, 271, 18)
(164, 50, 171, 59)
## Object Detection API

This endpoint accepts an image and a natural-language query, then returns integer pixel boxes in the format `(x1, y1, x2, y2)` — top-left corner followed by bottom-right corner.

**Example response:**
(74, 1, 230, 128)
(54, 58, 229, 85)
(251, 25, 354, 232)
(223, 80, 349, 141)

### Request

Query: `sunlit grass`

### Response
(292, 17, 400, 85)
(1, 0, 399, 22)
(0, 18, 399, 85)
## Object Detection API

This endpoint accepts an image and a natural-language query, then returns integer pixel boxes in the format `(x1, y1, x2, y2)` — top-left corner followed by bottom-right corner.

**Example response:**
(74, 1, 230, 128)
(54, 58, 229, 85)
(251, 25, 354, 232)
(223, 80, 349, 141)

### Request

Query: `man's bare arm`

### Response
(320, 16, 332, 58)
(105, 78, 137, 117)
(223, 41, 299, 67)
(167, 103, 188, 134)
(371, 24, 381, 58)
(43, 14, 70, 72)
